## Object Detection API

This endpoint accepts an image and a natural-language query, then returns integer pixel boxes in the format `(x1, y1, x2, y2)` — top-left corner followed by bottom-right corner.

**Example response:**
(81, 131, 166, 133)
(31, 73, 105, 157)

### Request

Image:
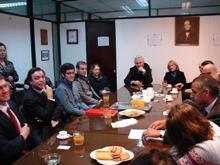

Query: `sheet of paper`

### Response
(128, 129, 146, 139)
(57, 145, 71, 150)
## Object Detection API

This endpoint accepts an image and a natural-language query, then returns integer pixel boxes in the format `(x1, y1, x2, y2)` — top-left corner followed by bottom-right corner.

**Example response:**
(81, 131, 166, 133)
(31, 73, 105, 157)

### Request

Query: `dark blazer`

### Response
(124, 63, 153, 86)
(88, 74, 111, 97)
(0, 60, 19, 83)
(23, 87, 62, 143)
(207, 96, 220, 126)
(164, 70, 187, 89)
(0, 101, 26, 164)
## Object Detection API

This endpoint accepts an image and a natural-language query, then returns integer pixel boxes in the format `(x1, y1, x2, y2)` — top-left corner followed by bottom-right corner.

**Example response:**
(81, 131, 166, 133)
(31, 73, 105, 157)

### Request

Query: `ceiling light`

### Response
(136, 0, 148, 7)
(181, 1, 191, 10)
(0, 2, 27, 8)
(121, 5, 134, 15)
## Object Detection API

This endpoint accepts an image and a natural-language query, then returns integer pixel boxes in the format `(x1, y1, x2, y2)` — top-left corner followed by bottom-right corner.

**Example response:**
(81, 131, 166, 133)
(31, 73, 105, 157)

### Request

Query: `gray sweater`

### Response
(55, 81, 89, 116)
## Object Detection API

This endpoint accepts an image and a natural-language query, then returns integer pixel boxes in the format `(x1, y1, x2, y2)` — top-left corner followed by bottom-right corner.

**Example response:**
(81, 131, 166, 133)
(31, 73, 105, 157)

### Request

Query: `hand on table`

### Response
(148, 119, 166, 130)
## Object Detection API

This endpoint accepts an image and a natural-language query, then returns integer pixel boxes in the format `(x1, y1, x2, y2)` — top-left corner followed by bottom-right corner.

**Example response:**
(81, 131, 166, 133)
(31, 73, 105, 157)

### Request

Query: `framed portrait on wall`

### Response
(67, 29, 78, 44)
(175, 16, 200, 46)
(40, 29, 48, 45)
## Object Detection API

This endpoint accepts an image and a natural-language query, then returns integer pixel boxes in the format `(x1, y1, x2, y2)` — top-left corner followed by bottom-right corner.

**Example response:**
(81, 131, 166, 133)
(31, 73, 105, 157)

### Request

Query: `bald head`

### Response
(202, 64, 217, 75)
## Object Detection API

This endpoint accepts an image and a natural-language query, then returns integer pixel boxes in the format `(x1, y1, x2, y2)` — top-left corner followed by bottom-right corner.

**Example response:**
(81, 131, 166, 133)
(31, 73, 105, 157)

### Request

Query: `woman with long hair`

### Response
(166, 104, 220, 164)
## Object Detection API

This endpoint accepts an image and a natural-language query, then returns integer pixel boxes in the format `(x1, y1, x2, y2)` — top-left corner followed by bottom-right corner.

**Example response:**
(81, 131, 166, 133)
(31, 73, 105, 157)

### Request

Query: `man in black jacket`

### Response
(124, 55, 153, 87)
(23, 68, 63, 147)
(0, 75, 30, 164)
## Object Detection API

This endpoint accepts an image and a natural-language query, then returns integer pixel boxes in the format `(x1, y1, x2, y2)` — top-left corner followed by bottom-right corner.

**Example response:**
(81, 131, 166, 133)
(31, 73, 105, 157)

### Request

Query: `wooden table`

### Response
(14, 85, 182, 165)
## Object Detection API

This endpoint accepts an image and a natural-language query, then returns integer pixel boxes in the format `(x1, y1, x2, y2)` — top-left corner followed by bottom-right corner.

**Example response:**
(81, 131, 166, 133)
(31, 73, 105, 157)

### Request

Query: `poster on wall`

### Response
(67, 29, 78, 44)
(147, 34, 162, 46)
(175, 16, 199, 46)
(40, 29, 48, 45)
(41, 50, 49, 61)
(97, 36, 110, 47)
(213, 34, 220, 45)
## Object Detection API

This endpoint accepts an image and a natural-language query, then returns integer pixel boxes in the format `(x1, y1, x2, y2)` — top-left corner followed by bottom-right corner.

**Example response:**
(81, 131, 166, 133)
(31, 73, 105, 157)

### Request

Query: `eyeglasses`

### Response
(65, 72, 75, 75)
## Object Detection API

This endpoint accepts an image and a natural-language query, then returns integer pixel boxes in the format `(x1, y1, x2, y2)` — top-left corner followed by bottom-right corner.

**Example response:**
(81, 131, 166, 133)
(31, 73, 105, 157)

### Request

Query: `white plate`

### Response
(90, 146, 134, 165)
(56, 134, 71, 140)
(170, 91, 178, 94)
(119, 109, 145, 117)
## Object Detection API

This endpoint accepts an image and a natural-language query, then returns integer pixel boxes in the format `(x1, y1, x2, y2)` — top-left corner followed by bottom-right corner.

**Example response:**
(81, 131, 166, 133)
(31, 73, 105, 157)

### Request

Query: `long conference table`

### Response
(14, 85, 182, 165)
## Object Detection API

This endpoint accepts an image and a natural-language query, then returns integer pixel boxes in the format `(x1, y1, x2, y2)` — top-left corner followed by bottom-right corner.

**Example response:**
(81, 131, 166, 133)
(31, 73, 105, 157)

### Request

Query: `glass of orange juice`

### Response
(102, 91, 110, 107)
(73, 131, 85, 146)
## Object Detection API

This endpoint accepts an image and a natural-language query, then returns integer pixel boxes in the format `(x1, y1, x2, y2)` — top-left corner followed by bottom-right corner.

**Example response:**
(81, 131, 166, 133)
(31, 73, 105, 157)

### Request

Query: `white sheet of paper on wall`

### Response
(213, 34, 220, 45)
(97, 36, 110, 47)
(147, 34, 162, 46)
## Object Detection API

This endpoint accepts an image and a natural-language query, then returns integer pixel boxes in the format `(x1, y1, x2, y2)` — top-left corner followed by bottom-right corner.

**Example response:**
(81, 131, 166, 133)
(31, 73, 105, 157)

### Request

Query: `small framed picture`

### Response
(41, 50, 49, 61)
(67, 29, 78, 44)
(40, 29, 48, 45)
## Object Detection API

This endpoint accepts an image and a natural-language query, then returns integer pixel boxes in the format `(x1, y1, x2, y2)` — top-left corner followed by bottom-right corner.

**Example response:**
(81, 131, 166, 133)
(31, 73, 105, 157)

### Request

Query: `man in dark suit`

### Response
(191, 74, 220, 122)
(124, 56, 153, 87)
(0, 75, 30, 164)
(142, 74, 220, 139)
(23, 68, 62, 147)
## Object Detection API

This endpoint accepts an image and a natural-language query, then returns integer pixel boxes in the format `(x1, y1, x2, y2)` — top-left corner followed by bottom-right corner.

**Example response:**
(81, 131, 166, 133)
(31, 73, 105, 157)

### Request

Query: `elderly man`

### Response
(124, 56, 153, 87)
(23, 67, 63, 147)
(143, 74, 220, 139)
(55, 63, 89, 116)
(0, 75, 30, 164)
(75, 61, 101, 107)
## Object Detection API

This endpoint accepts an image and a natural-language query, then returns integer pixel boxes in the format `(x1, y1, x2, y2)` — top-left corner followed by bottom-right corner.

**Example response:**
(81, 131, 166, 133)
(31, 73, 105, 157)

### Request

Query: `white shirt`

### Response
(0, 103, 21, 131)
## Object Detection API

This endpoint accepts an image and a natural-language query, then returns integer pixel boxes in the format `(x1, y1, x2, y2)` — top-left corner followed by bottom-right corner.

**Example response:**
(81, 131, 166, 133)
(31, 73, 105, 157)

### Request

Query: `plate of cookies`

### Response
(119, 109, 145, 117)
(90, 146, 134, 165)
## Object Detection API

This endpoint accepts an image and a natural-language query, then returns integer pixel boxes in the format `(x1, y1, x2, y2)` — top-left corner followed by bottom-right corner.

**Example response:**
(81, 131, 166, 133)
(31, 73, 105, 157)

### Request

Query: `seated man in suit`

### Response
(0, 75, 30, 164)
(142, 74, 220, 139)
(23, 67, 63, 147)
(124, 55, 153, 87)
(75, 61, 101, 107)
(55, 63, 89, 116)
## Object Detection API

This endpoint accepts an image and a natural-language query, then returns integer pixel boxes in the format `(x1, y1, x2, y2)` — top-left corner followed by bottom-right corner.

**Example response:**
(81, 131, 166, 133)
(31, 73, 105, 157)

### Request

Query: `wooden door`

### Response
(86, 21, 117, 91)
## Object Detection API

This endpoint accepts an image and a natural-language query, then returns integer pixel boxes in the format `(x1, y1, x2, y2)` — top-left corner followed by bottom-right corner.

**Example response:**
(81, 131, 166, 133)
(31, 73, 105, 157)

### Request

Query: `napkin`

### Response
(111, 118, 138, 128)
(128, 129, 146, 139)
(57, 145, 71, 150)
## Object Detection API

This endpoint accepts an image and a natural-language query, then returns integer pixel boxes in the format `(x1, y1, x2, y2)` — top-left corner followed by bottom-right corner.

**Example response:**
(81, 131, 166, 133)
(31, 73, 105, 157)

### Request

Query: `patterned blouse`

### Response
(171, 122, 220, 165)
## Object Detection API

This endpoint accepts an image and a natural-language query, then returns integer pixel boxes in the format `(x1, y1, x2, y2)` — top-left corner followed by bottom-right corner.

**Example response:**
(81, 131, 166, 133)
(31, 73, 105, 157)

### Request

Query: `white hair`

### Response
(134, 55, 144, 63)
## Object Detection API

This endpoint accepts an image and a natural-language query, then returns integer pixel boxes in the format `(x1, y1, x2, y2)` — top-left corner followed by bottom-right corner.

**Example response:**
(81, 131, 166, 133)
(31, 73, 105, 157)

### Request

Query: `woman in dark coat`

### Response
(0, 42, 19, 87)
(163, 60, 186, 90)
(88, 64, 111, 97)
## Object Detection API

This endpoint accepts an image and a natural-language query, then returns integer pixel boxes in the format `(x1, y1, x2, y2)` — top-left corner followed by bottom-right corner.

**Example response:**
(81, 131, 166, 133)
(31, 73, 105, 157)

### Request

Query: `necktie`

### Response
(6, 107, 20, 133)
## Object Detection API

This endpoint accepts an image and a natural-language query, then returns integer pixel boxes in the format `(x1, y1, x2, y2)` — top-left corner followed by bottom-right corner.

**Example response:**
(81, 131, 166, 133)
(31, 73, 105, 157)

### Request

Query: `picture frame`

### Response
(67, 29, 78, 44)
(175, 16, 200, 46)
(41, 50, 49, 61)
(40, 29, 48, 45)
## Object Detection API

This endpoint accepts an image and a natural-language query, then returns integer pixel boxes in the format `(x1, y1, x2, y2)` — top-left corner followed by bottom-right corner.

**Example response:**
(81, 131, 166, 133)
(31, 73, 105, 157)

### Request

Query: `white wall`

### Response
(0, 13, 32, 83)
(60, 22, 87, 66)
(34, 20, 54, 83)
(116, 16, 220, 88)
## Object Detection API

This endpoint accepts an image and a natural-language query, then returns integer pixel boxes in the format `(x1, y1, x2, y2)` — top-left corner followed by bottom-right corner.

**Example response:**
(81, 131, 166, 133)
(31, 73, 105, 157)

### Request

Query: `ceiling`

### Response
(0, 0, 220, 22)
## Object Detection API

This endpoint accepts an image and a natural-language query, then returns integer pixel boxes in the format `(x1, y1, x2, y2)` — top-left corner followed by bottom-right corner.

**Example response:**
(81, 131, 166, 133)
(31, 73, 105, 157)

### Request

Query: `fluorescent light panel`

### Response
(121, 5, 134, 14)
(0, 2, 27, 8)
(136, 0, 148, 7)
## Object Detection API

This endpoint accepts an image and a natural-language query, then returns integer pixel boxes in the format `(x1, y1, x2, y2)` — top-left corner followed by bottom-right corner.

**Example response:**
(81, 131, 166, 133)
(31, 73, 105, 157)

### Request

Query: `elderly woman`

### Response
(163, 60, 186, 90)
(88, 64, 111, 97)
(0, 42, 19, 88)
